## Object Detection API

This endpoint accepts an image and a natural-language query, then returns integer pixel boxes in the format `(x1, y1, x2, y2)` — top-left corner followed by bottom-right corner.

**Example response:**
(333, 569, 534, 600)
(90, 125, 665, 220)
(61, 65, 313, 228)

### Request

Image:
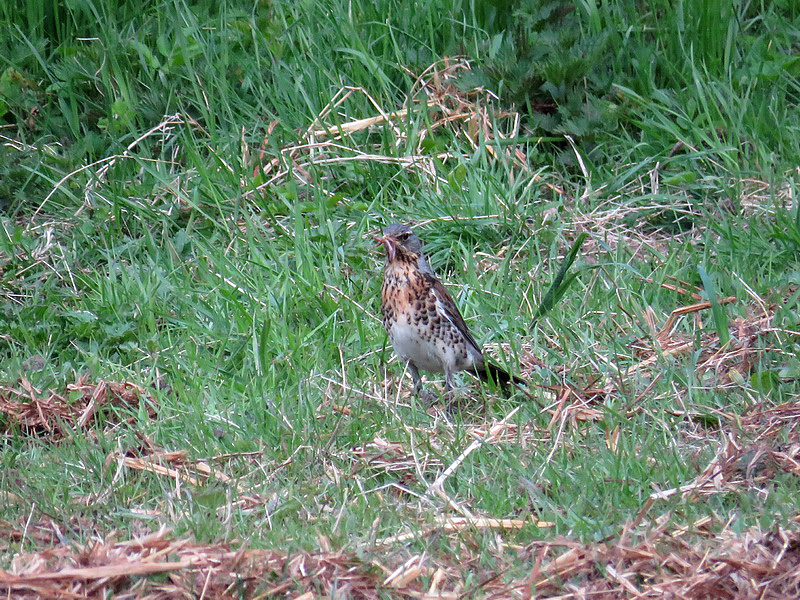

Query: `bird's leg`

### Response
(444, 367, 456, 399)
(407, 362, 437, 404)
(444, 367, 457, 392)
(442, 367, 462, 411)
(407, 362, 423, 395)
(444, 366, 466, 393)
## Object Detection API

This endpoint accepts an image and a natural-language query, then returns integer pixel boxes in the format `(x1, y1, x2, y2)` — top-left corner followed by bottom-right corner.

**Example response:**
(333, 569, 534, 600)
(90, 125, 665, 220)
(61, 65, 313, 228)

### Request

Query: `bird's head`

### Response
(374, 223, 423, 263)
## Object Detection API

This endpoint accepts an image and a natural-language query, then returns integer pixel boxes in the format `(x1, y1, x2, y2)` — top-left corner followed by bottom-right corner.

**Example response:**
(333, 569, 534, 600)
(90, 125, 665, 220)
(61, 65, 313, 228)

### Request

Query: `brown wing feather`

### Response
(426, 274, 483, 356)
(427, 273, 526, 388)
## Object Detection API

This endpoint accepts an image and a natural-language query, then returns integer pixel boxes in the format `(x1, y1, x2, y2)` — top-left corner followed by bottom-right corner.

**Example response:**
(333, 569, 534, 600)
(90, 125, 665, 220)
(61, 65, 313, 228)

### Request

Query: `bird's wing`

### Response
(427, 274, 483, 356)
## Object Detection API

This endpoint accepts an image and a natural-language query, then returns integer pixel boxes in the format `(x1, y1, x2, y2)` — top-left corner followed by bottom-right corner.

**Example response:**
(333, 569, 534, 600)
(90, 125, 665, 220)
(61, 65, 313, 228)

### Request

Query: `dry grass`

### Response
(0, 376, 153, 438)
(2, 528, 382, 600)
(243, 58, 559, 210)
(568, 164, 798, 262)
(1, 513, 798, 599)
(518, 522, 800, 599)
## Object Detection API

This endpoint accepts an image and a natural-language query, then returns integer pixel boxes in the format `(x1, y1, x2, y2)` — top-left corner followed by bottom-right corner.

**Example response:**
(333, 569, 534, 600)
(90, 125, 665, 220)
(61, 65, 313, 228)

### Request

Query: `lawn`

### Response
(1, 0, 799, 597)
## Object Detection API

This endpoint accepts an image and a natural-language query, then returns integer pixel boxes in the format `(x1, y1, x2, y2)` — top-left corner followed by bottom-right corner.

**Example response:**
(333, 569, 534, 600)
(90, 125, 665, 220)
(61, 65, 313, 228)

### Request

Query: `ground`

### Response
(1, 1, 799, 598)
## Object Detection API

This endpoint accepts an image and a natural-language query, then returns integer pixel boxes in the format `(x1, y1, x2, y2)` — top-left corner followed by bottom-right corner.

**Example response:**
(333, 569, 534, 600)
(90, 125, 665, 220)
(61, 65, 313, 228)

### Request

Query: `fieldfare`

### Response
(375, 223, 523, 398)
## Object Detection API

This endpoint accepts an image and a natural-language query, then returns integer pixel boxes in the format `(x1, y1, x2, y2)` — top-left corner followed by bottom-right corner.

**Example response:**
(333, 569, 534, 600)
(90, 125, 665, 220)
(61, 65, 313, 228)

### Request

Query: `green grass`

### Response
(1, 0, 799, 594)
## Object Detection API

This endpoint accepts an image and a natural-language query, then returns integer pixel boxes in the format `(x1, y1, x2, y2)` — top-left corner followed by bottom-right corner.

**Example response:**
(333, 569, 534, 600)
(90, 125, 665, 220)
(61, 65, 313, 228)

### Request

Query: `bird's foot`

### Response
(442, 387, 472, 413)
(415, 388, 439, 405)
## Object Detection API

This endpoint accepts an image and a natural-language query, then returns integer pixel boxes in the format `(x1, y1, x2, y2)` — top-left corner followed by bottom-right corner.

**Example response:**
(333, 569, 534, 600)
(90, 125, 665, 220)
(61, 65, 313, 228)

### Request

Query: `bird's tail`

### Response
(473, 362, 526, 389)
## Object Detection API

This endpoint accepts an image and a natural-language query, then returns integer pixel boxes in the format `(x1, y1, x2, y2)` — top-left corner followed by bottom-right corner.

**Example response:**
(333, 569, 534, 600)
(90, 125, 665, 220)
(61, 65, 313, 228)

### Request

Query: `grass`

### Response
(1, 0, 799, 597)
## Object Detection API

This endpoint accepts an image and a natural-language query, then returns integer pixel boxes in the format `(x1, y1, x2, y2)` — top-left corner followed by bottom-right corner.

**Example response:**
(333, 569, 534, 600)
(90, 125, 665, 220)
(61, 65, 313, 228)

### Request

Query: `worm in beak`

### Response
(374, 235, 396, 262)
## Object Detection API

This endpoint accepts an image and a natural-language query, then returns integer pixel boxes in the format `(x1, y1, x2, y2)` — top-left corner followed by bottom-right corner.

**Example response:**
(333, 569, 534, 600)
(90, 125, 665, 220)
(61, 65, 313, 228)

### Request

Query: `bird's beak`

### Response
(374, 235, 396, 262)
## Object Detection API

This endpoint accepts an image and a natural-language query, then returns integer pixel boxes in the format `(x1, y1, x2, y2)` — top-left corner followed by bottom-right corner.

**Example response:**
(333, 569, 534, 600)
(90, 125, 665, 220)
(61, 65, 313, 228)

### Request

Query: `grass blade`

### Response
(532, 233, 588, 325)
(698, 264, 730, 346)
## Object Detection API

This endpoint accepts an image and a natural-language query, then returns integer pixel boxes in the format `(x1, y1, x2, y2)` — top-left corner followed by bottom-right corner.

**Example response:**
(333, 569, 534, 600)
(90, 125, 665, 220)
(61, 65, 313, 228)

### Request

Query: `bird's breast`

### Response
(380, 265, 475, 373)
(381, 268, 417, 326)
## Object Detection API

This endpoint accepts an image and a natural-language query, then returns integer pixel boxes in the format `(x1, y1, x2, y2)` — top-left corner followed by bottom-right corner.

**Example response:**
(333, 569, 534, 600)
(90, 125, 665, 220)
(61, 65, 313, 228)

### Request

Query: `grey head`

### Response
(382, 223, 434, 276)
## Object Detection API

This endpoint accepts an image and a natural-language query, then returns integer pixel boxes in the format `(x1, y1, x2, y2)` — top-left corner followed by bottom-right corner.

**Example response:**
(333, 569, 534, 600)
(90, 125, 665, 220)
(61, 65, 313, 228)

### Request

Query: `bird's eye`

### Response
(398, 232, 411, 240)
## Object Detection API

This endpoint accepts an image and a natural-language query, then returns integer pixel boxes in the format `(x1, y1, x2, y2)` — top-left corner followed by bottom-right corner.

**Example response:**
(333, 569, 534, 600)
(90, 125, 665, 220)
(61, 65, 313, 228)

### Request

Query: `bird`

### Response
(375, 223, 524, 399)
